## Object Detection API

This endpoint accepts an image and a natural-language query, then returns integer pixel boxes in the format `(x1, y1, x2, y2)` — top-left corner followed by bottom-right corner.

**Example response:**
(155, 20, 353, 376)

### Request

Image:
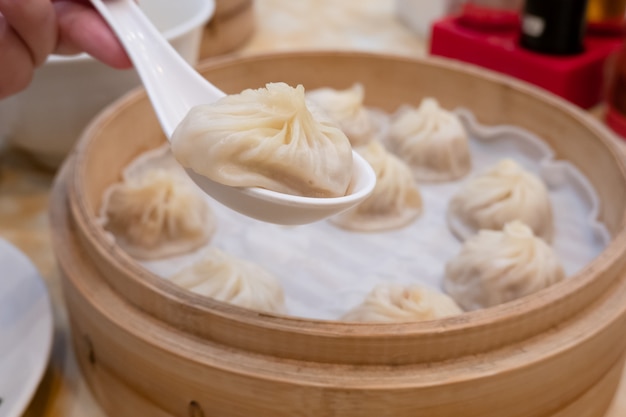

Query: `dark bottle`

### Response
(520, 0, 590, 55)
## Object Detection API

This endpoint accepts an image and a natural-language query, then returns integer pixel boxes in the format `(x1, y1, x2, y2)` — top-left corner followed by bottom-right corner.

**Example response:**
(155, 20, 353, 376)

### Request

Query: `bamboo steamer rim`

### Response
(213, 0, 251, 19)
(54, 157, 626, 417)
(51, 172, 626, 388)
(67, 51, 626, 363)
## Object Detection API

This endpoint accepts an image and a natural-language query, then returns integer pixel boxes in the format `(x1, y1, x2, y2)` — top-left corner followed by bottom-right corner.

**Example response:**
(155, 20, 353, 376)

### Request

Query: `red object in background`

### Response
(430, 15, 624, 108)
(588, 20, 626, 37)
(458, 3, 520, 31)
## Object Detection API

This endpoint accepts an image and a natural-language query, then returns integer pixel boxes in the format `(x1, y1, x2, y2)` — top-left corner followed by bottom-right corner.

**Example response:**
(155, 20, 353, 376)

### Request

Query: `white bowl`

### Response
(0, 0, 215, 168)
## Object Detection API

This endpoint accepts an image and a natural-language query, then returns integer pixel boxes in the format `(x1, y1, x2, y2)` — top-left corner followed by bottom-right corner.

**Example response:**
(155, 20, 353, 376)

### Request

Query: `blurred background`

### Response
(4, 0, 626, 169)
(3, 0, 626, 170)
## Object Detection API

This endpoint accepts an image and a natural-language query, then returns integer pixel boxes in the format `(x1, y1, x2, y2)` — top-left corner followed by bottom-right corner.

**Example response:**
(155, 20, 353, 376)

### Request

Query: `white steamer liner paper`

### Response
(118, 109, 611, 321)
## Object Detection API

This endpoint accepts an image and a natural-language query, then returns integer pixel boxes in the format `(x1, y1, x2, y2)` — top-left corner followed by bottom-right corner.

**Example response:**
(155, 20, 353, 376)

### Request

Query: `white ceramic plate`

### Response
(0, 239, 53, 417)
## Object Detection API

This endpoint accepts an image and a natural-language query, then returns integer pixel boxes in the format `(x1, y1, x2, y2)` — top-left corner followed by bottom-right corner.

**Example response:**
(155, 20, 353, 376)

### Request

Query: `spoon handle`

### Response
(89, 0, 225, 137)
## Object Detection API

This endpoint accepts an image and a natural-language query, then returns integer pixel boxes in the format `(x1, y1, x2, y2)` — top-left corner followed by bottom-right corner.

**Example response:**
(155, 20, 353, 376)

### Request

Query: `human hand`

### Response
(0, 0, 132, 99)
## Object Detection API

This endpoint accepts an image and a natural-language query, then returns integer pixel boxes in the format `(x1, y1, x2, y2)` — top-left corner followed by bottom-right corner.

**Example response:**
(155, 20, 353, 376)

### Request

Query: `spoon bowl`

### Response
(185, 156, 375, 224)
(89, 0, 376, 224)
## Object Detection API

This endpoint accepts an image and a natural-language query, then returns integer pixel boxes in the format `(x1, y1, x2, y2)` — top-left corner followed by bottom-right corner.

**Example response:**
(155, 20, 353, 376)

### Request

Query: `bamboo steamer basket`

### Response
(199, 0, 255, 58)
(50, 52, 626, 417)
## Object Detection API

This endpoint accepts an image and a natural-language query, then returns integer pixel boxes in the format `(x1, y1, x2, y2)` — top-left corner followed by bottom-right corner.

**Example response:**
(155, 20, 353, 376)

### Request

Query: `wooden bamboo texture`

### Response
(51, 52, 626, 416)
(51, 169, 626, 416)
(200, 0, 255, 58)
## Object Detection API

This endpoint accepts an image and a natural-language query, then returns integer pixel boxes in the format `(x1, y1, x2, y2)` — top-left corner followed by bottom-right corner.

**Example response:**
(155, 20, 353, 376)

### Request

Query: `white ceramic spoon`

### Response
(89, 0, 376, 225)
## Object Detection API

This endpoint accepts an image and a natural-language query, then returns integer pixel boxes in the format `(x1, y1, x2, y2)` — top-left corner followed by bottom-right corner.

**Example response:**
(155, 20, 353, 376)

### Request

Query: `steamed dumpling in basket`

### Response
(331, 141, 422, 232)
(343, 283, 463, 323)
(306, 83, 386, 146)
(444, 221, 565, 311)
(170, 247, 285, 314)
(387, 98, 471, 182)
(447, 159, 554, 242)
(100, 145, 215, 260)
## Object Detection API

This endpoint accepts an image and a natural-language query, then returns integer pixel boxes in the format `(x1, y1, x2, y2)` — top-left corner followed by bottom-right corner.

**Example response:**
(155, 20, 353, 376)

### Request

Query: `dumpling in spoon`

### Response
(171, 82, 353, 198)
(343, 283, 463, 323)
(306, 83, 386, 146)
(170, 247, 285, 314)
(331, 141, 422, 232)
(387, 98, 471, 182)
(100, 145, 215, 260)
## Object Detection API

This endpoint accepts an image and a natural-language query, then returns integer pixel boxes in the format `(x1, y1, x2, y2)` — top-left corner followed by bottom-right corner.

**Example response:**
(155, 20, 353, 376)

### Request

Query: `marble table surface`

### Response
(1, 0, 624, 415)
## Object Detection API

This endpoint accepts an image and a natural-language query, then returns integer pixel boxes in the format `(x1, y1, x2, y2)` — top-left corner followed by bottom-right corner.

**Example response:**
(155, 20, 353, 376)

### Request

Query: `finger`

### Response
(0, 19, 35, 98)
(0, 0, 57, 67)
(53, 1, 132, 69)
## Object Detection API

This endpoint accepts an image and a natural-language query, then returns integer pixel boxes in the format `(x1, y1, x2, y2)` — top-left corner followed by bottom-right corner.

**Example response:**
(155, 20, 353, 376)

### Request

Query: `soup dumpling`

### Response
(342, 283, 463, 322)
(447, 159, 553, 242)
(444, 221, 565, 311)
(171, 82, 353, 198)
(101, 146, 215, 260)
(331, 141, 422, 232)
(170, 247, 285, 314)
(387, 98, 471, 182)
(306, 83, 385, 146)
